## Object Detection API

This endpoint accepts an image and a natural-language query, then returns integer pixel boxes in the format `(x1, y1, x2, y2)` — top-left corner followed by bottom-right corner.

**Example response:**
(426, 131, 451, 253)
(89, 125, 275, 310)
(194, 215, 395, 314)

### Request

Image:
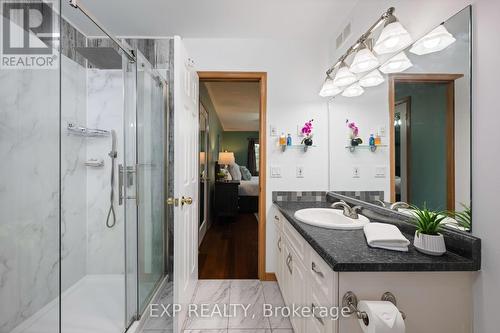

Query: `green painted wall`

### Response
(396, 83, 448, 210)
(222, 131, 259, 167)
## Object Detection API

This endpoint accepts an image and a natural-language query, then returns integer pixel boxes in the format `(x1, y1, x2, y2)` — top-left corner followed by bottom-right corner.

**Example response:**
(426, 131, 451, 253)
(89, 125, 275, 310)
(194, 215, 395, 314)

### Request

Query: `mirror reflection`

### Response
(328, 6, 471, 231)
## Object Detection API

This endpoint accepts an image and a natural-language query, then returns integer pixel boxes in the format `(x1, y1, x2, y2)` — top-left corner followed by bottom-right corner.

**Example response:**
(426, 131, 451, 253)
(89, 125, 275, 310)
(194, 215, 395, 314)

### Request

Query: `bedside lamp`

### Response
(218, 151, 235, 169)
(218, 151, 235, 180)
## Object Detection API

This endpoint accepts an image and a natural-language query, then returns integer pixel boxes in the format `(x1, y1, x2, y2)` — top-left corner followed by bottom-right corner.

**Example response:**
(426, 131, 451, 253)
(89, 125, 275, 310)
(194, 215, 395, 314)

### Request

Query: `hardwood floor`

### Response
(198, 213, 258, 279)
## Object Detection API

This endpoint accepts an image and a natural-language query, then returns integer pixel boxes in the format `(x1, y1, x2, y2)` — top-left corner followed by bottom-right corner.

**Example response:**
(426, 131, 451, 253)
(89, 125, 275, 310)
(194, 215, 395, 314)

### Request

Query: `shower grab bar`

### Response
(69, 0, 136, 63)
(67, 123, 110, 137)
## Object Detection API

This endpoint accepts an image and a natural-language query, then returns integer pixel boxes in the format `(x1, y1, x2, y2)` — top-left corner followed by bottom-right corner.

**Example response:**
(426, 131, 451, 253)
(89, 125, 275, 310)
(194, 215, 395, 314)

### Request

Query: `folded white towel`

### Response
(364, 223, 410, 252)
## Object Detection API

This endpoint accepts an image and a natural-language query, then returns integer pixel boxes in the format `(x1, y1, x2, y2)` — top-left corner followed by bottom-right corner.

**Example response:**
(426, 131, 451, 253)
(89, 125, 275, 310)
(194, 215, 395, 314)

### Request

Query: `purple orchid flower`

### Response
(301, 119, 314, 137)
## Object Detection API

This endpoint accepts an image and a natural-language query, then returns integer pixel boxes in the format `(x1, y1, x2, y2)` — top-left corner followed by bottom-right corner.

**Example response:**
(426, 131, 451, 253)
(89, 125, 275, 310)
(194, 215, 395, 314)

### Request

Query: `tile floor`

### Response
(141, 280, 293, 333)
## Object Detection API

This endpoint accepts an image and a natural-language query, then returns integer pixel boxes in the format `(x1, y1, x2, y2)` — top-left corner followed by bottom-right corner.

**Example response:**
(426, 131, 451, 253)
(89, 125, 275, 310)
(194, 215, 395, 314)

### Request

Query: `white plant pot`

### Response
(413, 231, 446, 256)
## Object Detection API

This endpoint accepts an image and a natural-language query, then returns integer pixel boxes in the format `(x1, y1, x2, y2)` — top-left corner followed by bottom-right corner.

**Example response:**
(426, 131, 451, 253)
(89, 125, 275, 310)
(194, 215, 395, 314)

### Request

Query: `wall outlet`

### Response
(270, 166, 282, 178)
(270, 125, 278, 137)
(352, 166, 360, 178)
(375, 166, 386, 178)
(296, 166, 304, 178)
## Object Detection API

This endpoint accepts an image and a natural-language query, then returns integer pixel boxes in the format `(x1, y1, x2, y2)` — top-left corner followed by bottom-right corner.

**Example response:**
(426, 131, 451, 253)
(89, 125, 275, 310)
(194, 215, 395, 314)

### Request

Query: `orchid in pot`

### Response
(301, 119, 314, 147)
(347, 120, 362, 146)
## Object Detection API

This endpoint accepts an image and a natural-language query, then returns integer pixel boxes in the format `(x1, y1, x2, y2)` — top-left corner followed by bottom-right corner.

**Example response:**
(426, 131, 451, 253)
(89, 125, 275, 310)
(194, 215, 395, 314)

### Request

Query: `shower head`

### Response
(75, 47, 122, 69)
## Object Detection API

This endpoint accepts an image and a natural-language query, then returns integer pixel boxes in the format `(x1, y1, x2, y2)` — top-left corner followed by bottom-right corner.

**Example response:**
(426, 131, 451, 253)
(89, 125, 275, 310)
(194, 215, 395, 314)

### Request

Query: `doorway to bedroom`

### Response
(197, 72, 267, 280)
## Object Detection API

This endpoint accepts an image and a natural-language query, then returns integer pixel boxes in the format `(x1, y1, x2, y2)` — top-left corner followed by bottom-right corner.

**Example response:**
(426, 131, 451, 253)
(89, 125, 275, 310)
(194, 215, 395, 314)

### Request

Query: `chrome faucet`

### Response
(331, 200, 362, 219)
(375, 199, 387, 208)
(390, 201, 410, 211)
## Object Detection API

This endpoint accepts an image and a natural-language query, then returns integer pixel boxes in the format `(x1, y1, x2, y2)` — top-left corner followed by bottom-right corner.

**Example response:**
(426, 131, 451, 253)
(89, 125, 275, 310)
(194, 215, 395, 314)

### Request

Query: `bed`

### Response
(238, 176, 259, 213)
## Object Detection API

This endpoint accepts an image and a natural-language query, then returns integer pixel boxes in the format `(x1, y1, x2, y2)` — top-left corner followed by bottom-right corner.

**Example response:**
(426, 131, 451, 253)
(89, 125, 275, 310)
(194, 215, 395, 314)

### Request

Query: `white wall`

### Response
(470, 1, 500, 332)
(327, 1, 500, 332)
(184, 37, 331, 272)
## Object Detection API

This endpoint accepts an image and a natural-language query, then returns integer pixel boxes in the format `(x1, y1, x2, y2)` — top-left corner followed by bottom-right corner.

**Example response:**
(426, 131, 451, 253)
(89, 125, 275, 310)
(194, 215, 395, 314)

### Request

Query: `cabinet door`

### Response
(289, 247, 307, 333)
(275, 229, 284, 285)
(306, 282, 335, 333)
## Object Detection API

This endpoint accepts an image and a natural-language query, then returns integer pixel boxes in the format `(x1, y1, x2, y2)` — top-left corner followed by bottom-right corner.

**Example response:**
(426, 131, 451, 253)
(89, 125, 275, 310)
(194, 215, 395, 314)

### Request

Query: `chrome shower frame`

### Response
(69, 0, 136, 63)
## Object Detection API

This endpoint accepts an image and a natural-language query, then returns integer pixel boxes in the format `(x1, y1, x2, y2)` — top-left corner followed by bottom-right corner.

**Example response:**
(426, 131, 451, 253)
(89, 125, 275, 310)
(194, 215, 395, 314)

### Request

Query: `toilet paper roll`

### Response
(357, 300, 405, 333)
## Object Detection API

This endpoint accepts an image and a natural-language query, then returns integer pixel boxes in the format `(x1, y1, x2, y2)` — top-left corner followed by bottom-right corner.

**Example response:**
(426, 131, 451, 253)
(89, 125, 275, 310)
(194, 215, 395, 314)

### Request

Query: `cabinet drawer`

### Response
(283, 219, 306, 262)
(307, 282, 335, 333)
(309, 247, 334, 301)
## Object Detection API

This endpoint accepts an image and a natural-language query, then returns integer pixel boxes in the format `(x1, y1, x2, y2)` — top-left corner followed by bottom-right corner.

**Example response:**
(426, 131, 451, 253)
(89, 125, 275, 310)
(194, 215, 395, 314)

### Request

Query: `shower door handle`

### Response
(135, 164, 140, 206)
(119, 164, 124, 205)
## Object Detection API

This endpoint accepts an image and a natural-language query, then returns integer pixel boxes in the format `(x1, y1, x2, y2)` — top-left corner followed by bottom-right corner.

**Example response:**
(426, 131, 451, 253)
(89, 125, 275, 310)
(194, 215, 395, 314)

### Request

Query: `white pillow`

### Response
(228, 163, 242, 180)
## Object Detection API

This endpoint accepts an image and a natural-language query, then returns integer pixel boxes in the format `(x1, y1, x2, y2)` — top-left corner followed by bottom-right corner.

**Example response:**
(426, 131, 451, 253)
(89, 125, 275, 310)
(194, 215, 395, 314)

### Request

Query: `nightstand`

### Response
(214, 180, 240, 218)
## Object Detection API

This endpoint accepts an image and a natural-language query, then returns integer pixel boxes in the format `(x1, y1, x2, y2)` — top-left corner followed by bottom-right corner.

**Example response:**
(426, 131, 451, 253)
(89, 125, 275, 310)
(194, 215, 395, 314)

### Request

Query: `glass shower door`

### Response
(135, 52, 168, 313)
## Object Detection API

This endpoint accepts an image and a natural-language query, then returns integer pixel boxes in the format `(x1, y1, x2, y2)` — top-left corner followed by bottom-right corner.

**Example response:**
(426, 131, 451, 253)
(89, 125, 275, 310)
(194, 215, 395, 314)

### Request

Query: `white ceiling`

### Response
(61, 0, 357, 39)
(204, 82, 260, 131)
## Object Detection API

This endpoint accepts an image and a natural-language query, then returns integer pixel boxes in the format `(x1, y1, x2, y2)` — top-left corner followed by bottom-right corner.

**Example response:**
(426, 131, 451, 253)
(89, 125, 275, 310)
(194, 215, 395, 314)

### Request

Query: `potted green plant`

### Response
(448, 204, 471, 231)
(411, 205, 447, 256)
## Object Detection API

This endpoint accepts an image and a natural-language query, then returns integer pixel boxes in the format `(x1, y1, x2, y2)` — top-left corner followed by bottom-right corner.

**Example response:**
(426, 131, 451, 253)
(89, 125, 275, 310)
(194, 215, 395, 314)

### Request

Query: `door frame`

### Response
(395, 96, 412, 202)
(197, 71, 270, 281)
(198, 103, 210, 245)
(388, 73, 463, 210)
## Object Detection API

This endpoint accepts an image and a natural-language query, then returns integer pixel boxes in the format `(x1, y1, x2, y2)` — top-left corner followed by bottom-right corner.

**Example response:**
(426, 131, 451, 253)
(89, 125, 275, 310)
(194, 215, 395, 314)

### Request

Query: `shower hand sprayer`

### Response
(106, 130, 117, 228)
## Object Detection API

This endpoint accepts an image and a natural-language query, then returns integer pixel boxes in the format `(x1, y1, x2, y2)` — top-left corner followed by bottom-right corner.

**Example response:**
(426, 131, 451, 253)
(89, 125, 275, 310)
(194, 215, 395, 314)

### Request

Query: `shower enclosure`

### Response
(0, 1, 171, 332)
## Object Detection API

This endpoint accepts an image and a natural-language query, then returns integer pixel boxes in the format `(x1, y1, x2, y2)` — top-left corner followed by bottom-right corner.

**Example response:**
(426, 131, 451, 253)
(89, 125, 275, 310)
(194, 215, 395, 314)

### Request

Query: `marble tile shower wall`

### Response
(86, 69, 125, 274)
(0, 54, 87, 332)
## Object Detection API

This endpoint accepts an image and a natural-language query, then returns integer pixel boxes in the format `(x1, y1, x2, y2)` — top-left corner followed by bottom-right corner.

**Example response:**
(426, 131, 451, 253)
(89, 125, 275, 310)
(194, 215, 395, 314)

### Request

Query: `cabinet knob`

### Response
(181, 196, 193, 206)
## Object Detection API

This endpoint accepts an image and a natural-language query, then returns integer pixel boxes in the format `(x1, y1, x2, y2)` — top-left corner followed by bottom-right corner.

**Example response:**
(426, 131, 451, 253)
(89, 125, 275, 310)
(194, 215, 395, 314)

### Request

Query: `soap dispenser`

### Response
(369, 134, 375, 146)
(286, 134, 292, 146)
(279, 133, 286, 146)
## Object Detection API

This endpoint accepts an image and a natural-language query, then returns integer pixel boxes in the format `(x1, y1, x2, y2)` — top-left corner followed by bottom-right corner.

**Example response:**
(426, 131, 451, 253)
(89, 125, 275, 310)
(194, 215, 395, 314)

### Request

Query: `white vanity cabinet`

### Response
(272, 206, 474, 333)
(272, 209, 338, 333)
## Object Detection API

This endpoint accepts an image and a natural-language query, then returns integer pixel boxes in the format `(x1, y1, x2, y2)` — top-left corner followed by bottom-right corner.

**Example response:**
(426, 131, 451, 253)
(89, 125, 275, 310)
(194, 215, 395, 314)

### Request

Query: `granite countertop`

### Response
(274, 200, 480, 272)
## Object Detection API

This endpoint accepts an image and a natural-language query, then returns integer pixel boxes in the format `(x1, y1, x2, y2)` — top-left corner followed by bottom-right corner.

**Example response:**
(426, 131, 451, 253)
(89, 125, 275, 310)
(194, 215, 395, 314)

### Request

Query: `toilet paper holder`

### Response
(342, 291, 407, 325)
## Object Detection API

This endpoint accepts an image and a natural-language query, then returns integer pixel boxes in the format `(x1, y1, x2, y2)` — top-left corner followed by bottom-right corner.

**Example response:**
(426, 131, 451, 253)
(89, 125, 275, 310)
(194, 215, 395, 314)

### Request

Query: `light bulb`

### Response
(380, 52, 413, 73)
(333, 66, 357, 87)
(384, 36, 400, 48)
(410, 24, 456, 55)
(423, 37, 440, 49)
(341, 83, 364, 97)
(319, 77, 342, 97)
(350, 48, 379, 74)
(359, 69, 385, 87)
(374, 21, 413, 55)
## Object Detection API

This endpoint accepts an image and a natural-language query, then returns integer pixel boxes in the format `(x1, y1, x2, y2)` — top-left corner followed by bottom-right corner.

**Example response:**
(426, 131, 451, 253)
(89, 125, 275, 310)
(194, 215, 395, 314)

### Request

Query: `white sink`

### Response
(294, 208, 370, 230)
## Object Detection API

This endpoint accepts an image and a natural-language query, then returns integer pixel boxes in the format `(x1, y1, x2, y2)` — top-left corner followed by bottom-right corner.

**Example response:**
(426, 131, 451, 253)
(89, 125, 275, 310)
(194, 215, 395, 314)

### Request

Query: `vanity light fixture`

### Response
(409, 24, 456, 55)
(359, 69, 385, 87)
(350, 40, 380, 74)
(380, 52, 413, 73)
(321, 7, 411, 98)
(373, 16, 413, 55)
(319, 76, 342, 97)
(342, 83, 364, 97)
(333, 63, 357, 87)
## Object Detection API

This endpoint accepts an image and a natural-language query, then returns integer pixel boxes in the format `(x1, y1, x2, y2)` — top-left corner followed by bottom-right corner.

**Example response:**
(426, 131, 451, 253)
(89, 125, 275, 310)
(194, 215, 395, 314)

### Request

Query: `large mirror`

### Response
(328, 6, 472, 231)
